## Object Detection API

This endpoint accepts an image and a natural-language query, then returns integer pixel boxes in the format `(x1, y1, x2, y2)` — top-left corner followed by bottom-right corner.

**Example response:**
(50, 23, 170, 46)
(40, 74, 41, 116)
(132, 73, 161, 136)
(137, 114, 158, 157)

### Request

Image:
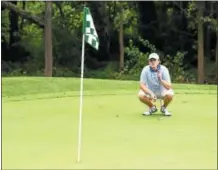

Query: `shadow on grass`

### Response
(141, 113, 173, 120)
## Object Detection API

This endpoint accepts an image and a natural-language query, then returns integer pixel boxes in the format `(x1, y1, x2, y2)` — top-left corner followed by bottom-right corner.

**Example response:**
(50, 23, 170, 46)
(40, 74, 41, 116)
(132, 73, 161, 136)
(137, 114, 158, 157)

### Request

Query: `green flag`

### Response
(82, 7, 99, 50)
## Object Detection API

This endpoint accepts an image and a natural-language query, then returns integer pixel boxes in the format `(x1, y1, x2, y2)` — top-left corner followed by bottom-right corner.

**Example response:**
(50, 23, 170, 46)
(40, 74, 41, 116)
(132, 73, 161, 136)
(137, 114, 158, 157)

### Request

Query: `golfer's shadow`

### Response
(141, 112, 172, 118)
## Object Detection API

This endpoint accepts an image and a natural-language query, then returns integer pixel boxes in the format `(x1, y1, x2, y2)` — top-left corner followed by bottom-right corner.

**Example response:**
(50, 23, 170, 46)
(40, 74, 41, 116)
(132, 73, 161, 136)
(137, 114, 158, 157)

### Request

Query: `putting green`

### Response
(2, 92, 217, 169)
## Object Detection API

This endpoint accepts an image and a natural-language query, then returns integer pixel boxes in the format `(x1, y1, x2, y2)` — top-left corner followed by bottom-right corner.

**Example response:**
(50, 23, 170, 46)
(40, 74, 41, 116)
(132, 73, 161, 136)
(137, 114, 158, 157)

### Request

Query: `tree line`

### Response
(1, 1, 218, 84)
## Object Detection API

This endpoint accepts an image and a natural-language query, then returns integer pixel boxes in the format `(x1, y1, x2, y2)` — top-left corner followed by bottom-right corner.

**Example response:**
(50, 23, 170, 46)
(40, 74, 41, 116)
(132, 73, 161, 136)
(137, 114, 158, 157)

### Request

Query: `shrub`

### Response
(122, 38, 192, 83)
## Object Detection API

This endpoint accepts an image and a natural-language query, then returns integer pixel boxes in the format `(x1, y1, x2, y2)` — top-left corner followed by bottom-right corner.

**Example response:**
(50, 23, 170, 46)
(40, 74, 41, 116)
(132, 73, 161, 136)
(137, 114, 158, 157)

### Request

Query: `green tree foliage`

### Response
(1, 1, 218, 84)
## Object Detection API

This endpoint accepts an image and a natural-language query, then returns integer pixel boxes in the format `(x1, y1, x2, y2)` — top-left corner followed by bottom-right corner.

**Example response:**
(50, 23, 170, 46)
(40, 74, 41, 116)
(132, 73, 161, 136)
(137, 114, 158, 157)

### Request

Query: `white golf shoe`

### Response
(161, 106, 171, 116)
(142, 106, 157, 116)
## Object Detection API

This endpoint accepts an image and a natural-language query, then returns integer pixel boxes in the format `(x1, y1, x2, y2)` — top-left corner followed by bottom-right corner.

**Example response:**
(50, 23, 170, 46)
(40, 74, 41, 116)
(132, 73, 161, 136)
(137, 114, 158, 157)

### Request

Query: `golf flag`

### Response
(77, 7, 99, 163)
(82, 7, 99, 50)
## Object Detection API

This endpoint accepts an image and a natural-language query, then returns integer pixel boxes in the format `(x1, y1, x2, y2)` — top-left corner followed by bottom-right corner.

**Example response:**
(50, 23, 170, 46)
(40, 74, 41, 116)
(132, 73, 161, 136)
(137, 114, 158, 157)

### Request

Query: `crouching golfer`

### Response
(138, 53, 174, 116)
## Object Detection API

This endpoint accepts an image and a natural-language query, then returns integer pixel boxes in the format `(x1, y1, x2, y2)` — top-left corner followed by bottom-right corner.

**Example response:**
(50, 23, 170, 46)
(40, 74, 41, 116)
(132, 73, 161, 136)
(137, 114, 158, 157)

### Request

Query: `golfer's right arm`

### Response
(140, 69, 154, 96)
(140, 83, 153, 96)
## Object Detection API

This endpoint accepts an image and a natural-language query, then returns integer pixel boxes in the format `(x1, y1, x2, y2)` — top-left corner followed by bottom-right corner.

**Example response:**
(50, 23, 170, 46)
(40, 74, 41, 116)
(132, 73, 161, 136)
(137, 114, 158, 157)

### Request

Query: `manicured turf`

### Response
(2, 77, 217, 169)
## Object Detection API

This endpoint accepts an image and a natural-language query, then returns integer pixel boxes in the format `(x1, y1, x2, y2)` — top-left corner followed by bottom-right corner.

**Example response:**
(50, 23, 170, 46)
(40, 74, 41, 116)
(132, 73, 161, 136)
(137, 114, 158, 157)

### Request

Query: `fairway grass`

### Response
(2, 77, 217, 169)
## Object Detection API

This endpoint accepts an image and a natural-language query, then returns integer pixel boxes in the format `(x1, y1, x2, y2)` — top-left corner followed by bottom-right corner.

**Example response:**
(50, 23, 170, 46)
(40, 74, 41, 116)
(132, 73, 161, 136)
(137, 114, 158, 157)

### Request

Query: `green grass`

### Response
(2, 77, 217, 169)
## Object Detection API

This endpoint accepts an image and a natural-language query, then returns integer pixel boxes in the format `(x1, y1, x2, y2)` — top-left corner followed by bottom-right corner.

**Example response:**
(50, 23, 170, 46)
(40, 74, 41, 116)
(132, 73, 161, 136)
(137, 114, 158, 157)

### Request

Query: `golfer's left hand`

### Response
(157, 71, 162, 80)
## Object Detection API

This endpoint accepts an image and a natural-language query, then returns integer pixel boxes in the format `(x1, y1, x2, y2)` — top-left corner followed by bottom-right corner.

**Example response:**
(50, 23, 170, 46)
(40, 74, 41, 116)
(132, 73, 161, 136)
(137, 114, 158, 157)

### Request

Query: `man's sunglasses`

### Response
(149, 58, 157, 62)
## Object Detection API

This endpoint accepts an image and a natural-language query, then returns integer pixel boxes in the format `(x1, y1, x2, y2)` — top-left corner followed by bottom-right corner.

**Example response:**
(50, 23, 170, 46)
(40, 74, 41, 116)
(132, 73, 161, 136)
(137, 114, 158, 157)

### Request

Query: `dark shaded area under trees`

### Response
(1, 1, 218, 84)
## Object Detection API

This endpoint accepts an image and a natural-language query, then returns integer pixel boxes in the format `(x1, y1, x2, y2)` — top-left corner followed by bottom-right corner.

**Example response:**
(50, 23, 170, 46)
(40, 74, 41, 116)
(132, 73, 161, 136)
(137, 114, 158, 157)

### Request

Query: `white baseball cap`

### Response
(148, 53, 159, 60)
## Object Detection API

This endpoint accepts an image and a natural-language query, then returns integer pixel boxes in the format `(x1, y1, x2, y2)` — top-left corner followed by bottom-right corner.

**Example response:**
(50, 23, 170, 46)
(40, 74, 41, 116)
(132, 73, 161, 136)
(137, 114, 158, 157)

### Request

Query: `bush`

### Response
(123, 39, 150, 76)
(84, 61, 118, 79)
(161, 51, 188, 83)
(53, 67, 78, 77)
(122, 38, 193, 83)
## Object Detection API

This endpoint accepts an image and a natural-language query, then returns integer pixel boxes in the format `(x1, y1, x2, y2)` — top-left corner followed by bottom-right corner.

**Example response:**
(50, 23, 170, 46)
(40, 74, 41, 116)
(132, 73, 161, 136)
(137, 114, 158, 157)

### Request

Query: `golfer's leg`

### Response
(163, 95, 173, 107)
(162, 89, 174, 107)
(138, 90, 153, 108)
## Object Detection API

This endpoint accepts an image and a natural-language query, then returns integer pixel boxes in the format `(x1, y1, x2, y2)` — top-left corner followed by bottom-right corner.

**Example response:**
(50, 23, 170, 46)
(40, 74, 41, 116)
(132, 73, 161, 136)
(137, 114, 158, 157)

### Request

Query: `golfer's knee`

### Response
(138, 94, 149, 102)
(165, 94, 173, 100)
(138, 91, 145, 99)
(138, 94, 144, 100)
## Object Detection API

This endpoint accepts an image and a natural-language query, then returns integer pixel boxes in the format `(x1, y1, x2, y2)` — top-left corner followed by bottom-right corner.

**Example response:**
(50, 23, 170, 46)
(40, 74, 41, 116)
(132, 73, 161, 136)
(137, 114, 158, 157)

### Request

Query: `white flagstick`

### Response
(77, 33, 85, 163)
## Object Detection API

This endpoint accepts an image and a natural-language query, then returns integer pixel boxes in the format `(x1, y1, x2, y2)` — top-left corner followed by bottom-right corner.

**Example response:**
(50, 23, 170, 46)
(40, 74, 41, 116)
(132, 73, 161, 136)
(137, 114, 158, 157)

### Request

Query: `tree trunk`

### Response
(119, 7, 124, 71)
(44, 1, 53, 77)
(197, 1, 204, 84)
(205, 2, 214, 59)
(205, 27, 211, 58)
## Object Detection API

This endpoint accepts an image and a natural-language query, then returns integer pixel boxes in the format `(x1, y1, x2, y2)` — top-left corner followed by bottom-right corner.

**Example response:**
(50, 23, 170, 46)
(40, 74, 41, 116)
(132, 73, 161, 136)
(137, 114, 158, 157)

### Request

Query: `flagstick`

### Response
(77, 33, 85, 163)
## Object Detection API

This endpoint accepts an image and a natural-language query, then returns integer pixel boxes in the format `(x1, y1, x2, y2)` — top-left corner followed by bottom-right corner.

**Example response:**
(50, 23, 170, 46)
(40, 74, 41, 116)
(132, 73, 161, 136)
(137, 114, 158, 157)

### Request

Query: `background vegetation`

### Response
(1, 1, 218, 84)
